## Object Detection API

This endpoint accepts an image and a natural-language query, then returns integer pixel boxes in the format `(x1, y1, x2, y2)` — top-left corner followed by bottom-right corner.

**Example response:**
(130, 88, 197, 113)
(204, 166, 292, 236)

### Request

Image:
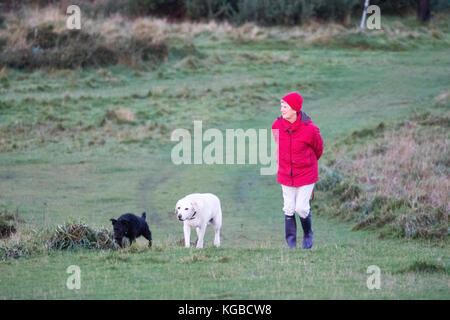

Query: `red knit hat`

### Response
(281, 92, 303, 113)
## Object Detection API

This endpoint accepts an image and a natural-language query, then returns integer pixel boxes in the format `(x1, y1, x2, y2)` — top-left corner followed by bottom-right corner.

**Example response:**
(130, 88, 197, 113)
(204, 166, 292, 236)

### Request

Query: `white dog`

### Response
(175, 193, 222, 248)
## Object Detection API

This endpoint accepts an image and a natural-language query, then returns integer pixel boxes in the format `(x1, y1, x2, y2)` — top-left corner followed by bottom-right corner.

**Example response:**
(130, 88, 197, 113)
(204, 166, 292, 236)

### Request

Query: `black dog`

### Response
(110, 212, 152, 248)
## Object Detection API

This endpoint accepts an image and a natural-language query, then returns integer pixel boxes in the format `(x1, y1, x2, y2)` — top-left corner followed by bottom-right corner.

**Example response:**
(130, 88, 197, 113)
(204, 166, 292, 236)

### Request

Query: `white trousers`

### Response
(281, 183, 315, 218)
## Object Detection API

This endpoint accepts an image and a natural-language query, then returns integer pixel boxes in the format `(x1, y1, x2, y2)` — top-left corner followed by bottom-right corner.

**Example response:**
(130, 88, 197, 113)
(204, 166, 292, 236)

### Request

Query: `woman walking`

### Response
(272, 92, 323, 249)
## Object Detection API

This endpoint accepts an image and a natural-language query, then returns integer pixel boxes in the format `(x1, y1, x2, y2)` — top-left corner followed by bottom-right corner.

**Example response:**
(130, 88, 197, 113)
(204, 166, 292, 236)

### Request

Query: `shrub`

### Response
(185, 0, 239, 21)
(0, 220, 118, 260)
(0, 221, 16, 239)
(232, 0, 307, 26)
(0, 239, 35, 260)
(82, 0, 185, 19)
(0, 209, 24, 239)
(367, 0, 449, 15)
(397, 207, 448, 239)
(0, 227, 45, 260)
(2, 0, 448, 25)
(311, 0, 360, 22)
(332, 180, 361, 202)
(367, 0, 417, 15)
(0, 24, 168, 70)
(351, 122, 385, 139)
(46, 220, 118, 250)
(316, 165, 342, 192)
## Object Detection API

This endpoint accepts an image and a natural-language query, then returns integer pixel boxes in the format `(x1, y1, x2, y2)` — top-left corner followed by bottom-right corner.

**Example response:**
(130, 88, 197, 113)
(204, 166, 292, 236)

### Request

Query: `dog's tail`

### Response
(142, 212, 146, 220)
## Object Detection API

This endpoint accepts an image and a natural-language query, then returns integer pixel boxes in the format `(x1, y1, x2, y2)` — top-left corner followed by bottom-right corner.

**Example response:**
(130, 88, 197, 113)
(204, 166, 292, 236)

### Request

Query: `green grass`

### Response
(1, 234, 448, 299)
(0, 19, 449, 299)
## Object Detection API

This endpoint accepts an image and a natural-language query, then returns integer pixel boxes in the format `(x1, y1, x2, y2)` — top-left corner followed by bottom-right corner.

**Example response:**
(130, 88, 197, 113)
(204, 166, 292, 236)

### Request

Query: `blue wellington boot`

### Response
(300, 212, 314, 249)
(284, 215, 297, 248)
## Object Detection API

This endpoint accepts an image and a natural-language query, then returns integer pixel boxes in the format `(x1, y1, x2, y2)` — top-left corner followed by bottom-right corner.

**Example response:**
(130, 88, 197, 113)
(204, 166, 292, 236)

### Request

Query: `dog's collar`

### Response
(188, 211, 197, 220)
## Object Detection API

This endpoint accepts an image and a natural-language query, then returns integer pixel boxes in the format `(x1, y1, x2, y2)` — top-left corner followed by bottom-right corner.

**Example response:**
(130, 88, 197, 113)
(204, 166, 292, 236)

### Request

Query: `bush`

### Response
(86, 0, 361, 25)
(232, 0, 307, 26)
(0, 24, 168, 69)
(316, 165, 342, 192)
(219, 0, 359, 26)
(0, 209, 24, 239)
(332, 180, 361, 202)
(82, 0, 185, 19)
(0, 238, 41, 260)
(311, 0, 359, 22)
(367, 0, 417, 15)
(185, 0, 238, 21)
(0, 225, 45, 261)
(46, 220, 118, 250)
(368, 0, 449, 15)
(397, 207, 448, 239)
(2, 0, 448, 25)
(0, 219, 118, 260)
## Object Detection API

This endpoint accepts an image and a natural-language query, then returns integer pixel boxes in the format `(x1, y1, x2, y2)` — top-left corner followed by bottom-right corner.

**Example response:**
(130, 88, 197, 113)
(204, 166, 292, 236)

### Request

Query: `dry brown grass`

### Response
(0, 6, 169, 69)
(347, 123, 448, 212)
(317, 110, 449, 239)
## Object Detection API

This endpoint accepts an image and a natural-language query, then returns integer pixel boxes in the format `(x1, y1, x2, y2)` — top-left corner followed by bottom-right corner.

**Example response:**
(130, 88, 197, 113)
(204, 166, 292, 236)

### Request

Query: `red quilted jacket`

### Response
(272, 112, 323, 187)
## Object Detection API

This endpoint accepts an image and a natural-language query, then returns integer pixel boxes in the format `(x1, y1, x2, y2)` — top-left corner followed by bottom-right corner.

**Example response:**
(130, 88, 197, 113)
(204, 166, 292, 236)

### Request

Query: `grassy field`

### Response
(0, 14, 449, 299)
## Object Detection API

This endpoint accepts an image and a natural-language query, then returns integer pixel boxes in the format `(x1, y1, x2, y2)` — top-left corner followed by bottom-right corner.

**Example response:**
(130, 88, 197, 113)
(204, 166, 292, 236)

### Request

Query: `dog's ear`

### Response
(110, 218, 117, 225)
(142, 212, 146, 220)
(191, 201, 199, 212)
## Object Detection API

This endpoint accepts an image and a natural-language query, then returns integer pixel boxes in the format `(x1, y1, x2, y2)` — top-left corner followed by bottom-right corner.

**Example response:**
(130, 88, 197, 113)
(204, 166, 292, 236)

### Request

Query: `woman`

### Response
(272, 92, 323, 249)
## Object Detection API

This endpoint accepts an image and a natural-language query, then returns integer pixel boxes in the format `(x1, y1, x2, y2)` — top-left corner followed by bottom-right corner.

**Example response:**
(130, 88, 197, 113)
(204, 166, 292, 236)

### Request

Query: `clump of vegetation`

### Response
(0, 237, 40, 260)
(46, 220, 118, 250)
(0, 225, 46, 260)
(315, 165, 342, 192)
(0, 209, 25, 239)
(395, 207, 448, 239)
(0, 214, 16, 239)
(347, 122, 386, 141)
(1, 219, 119, 260)
(332, 180, 361, 202)
(0, 21, 168, 70)
(396, 260, 448, 274)
(0, 240, 25, 259)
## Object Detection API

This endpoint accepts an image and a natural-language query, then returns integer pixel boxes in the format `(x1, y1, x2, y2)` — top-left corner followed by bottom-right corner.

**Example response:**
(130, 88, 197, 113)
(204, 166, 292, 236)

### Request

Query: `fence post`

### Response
(360, 0, 370, 29)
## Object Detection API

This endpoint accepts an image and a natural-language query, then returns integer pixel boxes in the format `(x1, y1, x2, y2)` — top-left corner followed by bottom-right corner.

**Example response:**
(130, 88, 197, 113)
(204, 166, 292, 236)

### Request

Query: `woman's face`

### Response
(280, 101, 297, 121)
